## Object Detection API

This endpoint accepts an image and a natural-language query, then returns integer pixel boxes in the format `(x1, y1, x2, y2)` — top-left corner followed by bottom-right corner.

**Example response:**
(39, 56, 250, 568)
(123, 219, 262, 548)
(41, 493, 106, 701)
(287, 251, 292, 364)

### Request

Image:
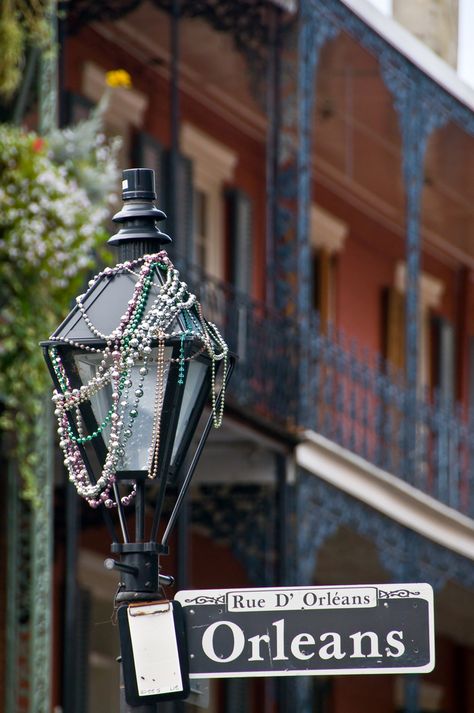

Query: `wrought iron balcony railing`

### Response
(183, 261, 474, 519)
(179, 259, 300, 428)
(305, 320, 474, 518)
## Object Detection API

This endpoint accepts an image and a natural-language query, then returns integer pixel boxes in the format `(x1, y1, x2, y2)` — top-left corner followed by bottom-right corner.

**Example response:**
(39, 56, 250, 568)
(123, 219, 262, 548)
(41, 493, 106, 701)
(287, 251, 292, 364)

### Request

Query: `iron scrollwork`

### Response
(68, 0, 274, 79)
(296, 470, 474, 592)
(378, 588, 421, 599)
(184, 595, 226, 605)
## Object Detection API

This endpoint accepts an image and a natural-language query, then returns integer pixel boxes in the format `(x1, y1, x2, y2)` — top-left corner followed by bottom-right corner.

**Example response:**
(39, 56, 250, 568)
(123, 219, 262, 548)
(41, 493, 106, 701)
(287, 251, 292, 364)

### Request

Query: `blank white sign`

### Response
(127, 601, 184, 697)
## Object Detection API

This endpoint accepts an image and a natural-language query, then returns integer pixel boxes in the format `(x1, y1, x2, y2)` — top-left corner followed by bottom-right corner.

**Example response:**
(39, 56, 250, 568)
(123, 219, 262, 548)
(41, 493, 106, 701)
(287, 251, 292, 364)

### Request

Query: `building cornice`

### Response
(296, 430, 474, 561)
(341, 0, 474, 113)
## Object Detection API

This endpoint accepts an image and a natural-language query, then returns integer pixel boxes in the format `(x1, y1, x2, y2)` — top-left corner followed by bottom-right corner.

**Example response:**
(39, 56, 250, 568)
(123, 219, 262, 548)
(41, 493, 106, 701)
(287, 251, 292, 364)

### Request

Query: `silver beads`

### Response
(51, 249, 229, 510)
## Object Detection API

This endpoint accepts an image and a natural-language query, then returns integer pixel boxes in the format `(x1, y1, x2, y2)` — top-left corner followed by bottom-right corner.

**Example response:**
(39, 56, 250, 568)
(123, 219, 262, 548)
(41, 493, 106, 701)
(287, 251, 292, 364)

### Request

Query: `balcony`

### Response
(305, 325, 473, 518)
(184, 263, 474, 520)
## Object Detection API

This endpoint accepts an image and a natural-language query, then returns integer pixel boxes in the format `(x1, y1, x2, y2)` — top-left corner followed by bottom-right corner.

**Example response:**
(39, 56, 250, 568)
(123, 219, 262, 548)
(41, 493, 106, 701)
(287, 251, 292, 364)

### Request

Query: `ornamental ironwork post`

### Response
(6, 4, 60, 713)
(39, 0, 58, 135)
(274, 2, 337, 431)
(379, 59, 449, 487)
(4, 409, 53, 713)
(5, 461, 21, 713)
(29, 400, 54, 713)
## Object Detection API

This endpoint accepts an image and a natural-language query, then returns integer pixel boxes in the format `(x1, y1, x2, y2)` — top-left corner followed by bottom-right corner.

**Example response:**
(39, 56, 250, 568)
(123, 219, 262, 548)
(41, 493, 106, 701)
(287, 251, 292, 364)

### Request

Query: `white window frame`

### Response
(310, 204, 348, 254)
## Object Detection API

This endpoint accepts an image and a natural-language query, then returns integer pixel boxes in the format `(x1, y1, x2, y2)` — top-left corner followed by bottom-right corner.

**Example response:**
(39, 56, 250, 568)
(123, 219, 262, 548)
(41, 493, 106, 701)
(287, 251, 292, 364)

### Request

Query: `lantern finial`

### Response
(109, 167, 171, 253)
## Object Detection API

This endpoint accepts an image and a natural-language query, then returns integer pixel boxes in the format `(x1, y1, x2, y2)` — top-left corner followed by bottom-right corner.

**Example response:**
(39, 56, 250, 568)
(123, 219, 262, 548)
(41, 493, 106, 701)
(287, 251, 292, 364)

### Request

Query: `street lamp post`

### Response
(42, 168, 233, 710)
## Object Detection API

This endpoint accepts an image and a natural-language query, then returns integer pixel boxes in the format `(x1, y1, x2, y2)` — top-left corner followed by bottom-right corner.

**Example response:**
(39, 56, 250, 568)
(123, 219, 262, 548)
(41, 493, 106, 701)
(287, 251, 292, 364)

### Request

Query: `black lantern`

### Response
(42, 168, 234, 598)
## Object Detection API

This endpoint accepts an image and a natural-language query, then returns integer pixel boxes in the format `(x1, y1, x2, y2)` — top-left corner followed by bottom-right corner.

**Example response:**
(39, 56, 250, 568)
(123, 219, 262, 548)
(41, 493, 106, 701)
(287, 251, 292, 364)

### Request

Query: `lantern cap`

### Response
(122, 168, 156, 201)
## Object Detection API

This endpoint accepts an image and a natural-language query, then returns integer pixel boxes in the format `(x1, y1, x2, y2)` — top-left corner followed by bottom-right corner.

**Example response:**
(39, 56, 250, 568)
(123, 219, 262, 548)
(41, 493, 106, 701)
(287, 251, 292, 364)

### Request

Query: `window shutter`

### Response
(161, 149, 194, 267)
(312, 248, 332, 330)
(226, 188, 253, 294)
(384, 287, 405, 371)
(431, 315, 455, 403)
(225, 189, 253, 359)
(132, 131, 164, 200)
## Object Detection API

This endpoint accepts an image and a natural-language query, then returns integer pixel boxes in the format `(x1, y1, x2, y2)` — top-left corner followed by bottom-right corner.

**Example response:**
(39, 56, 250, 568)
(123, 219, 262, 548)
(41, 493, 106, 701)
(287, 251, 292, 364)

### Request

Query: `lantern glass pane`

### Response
(74, 352, 113, 442)
(171, 359, 208, 465)
(74, 347, 173, 471)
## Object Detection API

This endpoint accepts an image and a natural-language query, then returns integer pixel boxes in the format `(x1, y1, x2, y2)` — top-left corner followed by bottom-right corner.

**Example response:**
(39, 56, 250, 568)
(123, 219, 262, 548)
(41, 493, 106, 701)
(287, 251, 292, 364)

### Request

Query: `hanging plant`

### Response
(0, 0, 52, 98)
(0, 102, 121, 501)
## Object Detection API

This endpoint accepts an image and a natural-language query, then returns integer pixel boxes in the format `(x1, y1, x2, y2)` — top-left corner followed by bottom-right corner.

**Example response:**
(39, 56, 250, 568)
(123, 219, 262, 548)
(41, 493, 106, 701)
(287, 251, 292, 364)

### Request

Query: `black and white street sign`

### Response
(175, 583, 434, 678)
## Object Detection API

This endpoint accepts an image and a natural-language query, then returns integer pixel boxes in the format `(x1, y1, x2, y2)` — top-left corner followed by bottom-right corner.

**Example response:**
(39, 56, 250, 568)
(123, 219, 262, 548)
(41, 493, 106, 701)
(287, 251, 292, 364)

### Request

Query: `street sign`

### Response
(175, 583, 434, 678)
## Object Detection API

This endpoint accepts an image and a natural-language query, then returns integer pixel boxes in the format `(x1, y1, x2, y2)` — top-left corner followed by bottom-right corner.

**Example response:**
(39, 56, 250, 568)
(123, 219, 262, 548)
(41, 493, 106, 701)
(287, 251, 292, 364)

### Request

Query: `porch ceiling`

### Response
(96, 2, 267, 138)
(94, 5, 474, 267)
(314, 32, 474, 268)
(314, 34, 404, 231)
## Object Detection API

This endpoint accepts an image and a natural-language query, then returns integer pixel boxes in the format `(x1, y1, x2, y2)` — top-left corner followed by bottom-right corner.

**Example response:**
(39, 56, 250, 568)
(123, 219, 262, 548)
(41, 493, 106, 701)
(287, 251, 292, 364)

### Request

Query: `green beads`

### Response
(177, 331, 188, 385)
(68, 408, 113, 444)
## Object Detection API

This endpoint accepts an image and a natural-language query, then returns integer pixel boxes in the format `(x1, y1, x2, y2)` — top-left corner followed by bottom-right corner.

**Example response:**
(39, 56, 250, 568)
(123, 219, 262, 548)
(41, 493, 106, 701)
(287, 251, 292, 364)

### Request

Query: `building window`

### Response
(312, 248, 336, 330)
(181, 123, 237, 279)
(384, 263, 445, 387)
(226, 188, 253, 295)
(310, 204, 348, 330)
(384, 286, 406, 373)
